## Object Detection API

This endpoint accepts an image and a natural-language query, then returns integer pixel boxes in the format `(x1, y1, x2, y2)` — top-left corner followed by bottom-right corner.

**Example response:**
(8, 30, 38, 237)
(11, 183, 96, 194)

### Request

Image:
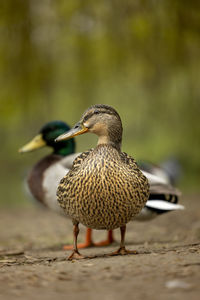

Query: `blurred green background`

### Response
(0, 0, 200, 206)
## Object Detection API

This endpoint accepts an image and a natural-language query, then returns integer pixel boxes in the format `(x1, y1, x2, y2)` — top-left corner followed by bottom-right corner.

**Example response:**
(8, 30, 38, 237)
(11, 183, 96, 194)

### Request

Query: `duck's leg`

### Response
(67, 223, 85, 260)
(109, 225, 137, 256)
(63, 229, 115, 250)
(63, 228, 94, 250)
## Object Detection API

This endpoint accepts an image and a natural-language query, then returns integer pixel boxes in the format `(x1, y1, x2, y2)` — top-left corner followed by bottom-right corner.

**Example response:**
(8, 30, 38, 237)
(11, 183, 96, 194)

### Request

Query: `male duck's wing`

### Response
(145, 200, 184, 211)
(142, 170, 181, 196)
(142, 170, 169, 185)
(148, 183, 181, 197)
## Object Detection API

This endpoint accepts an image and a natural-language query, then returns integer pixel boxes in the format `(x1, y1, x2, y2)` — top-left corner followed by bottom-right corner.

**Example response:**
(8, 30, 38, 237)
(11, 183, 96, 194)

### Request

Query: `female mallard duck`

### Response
(56, 104, 150, 259)
(19, 120, 184, 251)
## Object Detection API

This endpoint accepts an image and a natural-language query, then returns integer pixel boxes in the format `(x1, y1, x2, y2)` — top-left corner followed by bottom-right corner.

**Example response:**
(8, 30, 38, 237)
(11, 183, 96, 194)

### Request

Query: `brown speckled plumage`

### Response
(57, 144, 149, 230)
(56, 104, 149, 258)
(57, 104, 149, 228)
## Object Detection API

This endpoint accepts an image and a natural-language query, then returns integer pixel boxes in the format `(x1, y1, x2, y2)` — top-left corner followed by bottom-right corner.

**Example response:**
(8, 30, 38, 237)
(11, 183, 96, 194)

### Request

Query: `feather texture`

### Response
(57, 145, 149, 230)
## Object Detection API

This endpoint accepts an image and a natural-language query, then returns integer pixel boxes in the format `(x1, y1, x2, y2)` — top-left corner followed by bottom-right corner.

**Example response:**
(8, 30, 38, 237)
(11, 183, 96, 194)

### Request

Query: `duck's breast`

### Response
(43, 163, 69, 214)
(58, 145, 149, 229)
(28, 155, 68, 214)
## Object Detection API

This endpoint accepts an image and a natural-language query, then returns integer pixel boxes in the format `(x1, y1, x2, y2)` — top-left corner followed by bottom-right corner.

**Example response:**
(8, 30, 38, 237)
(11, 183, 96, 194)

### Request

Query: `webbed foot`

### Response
(108, 246, 138, 256)
(67, 250, 85, 260)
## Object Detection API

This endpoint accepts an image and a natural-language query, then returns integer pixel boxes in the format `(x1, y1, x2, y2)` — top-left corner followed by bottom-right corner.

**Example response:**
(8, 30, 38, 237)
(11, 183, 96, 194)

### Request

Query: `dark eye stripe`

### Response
(83, 113, 94, 122)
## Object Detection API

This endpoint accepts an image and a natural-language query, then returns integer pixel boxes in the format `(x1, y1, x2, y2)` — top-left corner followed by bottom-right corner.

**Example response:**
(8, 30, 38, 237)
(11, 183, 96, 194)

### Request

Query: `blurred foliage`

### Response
(0, 0, 200, 205)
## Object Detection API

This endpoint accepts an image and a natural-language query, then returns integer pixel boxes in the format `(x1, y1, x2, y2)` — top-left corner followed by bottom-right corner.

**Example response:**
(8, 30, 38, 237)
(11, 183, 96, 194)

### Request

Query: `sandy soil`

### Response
(0, 194, 200, 300)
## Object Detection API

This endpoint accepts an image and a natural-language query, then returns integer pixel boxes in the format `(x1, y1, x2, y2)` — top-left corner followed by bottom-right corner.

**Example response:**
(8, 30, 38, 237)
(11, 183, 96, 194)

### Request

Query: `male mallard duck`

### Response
(19, 120, 184, 251)
(19, 121, 77, 213)
(56, 104, 150, 259)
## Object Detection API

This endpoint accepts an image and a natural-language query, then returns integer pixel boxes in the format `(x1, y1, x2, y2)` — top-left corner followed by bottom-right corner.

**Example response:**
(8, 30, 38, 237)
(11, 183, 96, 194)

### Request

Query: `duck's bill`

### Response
(19, 134, 46, 153)
(55, 123, 88, 142)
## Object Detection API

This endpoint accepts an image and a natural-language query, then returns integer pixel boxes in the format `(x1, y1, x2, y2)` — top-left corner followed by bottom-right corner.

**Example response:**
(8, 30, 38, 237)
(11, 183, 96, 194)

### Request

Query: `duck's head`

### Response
(56, 104, 123, 150)
(19, 121, 75, 156)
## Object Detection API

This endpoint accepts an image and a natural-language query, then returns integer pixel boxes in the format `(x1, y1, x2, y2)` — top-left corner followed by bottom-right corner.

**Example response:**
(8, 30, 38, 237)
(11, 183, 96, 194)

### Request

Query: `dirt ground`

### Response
(0, 194, 200, 300)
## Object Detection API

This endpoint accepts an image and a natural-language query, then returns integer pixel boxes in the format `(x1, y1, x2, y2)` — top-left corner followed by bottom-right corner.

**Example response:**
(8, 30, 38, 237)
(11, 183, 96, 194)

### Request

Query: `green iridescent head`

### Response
(19, 121, 75, 156)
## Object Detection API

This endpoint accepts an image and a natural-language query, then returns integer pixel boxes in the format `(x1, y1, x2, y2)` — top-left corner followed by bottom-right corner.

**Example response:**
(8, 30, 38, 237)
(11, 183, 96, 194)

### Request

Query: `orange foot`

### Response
(63, 238, 115, 250)
(67, 250, 85, 261)
(94, 230, 115, 247)
(63, 229, 115, 250)
(93, 239, 115, 247)
(108, 246, 138, 256)
(63, 241, 94, 250)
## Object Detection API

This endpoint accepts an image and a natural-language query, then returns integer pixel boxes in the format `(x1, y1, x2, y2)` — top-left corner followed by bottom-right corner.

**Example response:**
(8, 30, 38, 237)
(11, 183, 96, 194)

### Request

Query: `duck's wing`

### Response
(134, 199, 185, 221)
(138, 161, 171, 184)
(120, 152, 149, 180)
(135, 173, 184, 222)
(142, 170, 169, 185)
(148, 183, 181, 197)
(71, 149, 94, 170)
(142, 170, 181, 197)
(145, 200, 184, 211)
(59, 149, 94, 179)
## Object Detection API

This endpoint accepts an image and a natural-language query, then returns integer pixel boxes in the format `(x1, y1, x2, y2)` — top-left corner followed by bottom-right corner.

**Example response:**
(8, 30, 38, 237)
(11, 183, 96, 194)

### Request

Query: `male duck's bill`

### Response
(55, 123, 88, 142)
(19, 134, 46, 153)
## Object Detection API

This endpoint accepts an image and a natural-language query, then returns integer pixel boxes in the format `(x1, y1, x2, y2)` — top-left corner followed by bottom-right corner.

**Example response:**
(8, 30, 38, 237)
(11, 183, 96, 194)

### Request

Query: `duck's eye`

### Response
(94, 110, 100, 115)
